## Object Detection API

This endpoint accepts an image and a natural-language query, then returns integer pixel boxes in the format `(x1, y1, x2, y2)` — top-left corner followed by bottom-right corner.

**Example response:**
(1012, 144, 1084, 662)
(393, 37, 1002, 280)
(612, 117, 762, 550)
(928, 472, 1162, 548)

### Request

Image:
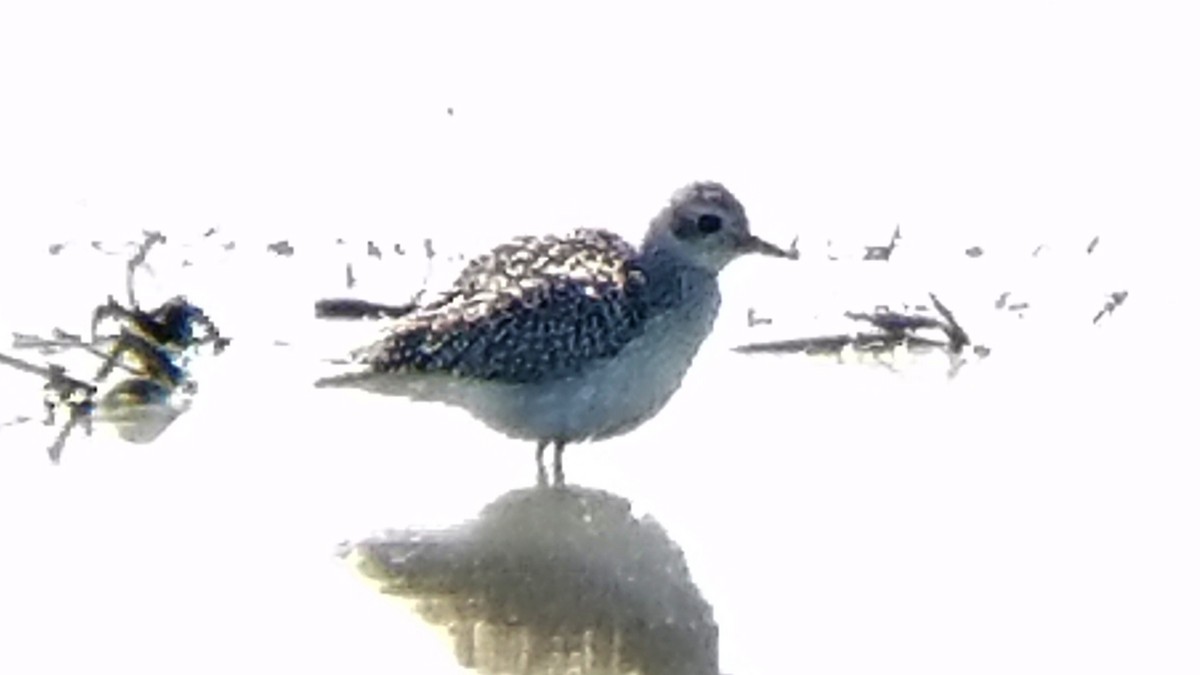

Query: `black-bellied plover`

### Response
(315, 181, 793, 484)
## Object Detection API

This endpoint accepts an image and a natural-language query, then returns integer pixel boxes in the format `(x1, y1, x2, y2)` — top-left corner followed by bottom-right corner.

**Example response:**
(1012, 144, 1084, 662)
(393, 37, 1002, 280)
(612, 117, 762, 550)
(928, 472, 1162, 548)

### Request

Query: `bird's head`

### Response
(644, 181, 794, 273)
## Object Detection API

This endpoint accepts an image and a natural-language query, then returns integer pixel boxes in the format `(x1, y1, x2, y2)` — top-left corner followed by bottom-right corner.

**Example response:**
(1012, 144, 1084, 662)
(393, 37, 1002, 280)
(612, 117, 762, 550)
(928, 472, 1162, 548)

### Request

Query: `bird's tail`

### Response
(313, 369, 378, 390)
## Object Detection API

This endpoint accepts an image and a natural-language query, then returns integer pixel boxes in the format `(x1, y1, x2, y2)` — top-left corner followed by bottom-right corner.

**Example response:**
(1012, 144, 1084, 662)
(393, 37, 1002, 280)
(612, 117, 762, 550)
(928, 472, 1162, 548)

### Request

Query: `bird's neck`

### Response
(636, 246, 719, 311)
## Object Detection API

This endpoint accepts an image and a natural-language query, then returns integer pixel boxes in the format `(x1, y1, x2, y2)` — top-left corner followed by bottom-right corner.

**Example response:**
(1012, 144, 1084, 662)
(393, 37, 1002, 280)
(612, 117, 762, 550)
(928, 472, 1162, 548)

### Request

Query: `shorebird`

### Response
(315, 181, 794, 484)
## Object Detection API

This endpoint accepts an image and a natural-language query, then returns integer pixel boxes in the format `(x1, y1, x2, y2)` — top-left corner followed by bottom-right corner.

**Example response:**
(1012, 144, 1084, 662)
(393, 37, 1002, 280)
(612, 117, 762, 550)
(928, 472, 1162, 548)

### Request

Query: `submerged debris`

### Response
(747, 307, 773, 327)
(267, 239, 295, 257)
(863, 225, 901, 261)
(1093, 290, 1128, 324)
(733, 292, 979, 376)
(927, 293, 970, 353)
(314, 297, 418, 321)
(0, 351, 98, 430)
(995, 291, 1031, 318)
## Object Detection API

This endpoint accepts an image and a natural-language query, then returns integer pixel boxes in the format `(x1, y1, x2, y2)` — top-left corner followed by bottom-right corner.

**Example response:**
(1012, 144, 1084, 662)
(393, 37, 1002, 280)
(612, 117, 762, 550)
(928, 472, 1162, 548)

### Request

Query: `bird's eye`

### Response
(696, 214, 723, 234)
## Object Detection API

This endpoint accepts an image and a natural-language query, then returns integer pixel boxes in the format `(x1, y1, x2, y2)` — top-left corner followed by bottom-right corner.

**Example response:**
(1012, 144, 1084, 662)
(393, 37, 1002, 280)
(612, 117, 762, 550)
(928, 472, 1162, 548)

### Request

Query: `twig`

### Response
(127, 230, 166, 308)
(734, 294, 976, 374)
(844, 310, 943, 336)
(1, 415, 32, 428)
(46, 401, 94, 464)
(0, 351, 98, 398)
(12, 330, 143, 375)
(928, 292, 970, 353)
(863, 225, 901, 261)
(314, 297, 419, 320)
(1093, 290, 1128, 324)
(0, 350, 99, 461)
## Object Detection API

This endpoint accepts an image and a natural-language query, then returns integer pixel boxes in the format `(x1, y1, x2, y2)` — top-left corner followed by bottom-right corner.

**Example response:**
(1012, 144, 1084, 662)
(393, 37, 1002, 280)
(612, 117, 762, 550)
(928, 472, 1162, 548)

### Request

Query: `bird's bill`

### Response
(738, 233, 797, 259)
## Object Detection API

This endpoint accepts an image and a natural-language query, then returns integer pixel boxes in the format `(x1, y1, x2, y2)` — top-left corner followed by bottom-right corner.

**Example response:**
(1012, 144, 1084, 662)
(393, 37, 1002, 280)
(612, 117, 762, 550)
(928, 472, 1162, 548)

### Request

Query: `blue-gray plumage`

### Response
(315, 181, 794, 484)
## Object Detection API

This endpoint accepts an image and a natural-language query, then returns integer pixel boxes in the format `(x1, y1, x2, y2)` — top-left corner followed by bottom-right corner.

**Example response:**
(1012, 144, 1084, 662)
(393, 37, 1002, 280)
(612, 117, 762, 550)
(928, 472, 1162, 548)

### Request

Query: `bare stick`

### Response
(0, 351, 97, 397)
(126, 230, 166, 308)
(46, 403, 92, 464)
(314, 297, 419, 320)
(928, 292, 970, 353)
(12, 330, 143, 376)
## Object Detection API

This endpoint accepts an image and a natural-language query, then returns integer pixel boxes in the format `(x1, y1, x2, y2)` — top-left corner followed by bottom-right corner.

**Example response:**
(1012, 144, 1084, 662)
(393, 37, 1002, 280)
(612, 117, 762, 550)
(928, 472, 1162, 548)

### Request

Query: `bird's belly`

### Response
(470, 297, 719, 443)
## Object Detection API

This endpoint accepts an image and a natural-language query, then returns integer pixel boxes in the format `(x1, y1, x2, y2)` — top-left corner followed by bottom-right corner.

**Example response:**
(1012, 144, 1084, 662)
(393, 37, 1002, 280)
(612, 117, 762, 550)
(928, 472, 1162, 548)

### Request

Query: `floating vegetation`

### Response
(1093, 290, 1129, 325)
(862, 226, 901, 261)
(733, 292, 980, 376)
(313, 297, 419, 321)
(1, 231, 229, 462)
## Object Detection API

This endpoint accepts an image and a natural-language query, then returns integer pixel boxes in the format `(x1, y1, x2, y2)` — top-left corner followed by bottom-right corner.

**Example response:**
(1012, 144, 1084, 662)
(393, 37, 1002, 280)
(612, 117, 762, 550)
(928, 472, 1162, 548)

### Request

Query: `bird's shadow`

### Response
(343, 483, 719, 675)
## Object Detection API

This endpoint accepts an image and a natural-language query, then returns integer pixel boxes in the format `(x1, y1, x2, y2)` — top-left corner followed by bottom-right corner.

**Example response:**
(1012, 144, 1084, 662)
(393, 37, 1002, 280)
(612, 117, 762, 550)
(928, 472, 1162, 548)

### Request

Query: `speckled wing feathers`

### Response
(354, 229, 654, 384)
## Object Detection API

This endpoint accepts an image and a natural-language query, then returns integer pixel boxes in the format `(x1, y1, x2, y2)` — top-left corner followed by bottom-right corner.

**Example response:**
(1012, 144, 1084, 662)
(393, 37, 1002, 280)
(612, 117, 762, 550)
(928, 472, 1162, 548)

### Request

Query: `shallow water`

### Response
(0, 225, 1188, 675)
(2, 4, 1197, 673)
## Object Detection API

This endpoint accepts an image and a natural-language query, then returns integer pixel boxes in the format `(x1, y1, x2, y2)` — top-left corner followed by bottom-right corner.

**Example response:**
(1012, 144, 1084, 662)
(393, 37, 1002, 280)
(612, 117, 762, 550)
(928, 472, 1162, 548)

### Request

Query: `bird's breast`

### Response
(499, 277, 722, 442)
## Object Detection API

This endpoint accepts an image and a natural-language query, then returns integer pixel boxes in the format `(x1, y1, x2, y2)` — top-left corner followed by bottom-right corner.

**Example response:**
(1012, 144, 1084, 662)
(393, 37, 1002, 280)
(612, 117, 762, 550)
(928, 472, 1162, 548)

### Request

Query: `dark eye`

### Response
(696, 213, 723, 234)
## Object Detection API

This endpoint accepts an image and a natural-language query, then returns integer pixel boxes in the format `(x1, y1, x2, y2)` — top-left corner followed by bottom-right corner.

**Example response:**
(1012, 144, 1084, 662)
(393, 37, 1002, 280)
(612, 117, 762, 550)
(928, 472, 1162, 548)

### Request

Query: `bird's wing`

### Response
(351, 229, 655, 384)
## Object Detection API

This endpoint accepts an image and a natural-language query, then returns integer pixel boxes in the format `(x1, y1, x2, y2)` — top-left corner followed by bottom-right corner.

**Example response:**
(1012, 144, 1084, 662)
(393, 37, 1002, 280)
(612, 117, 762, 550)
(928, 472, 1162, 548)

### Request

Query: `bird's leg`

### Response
(553, 440, 566, 488)
(535, 440, 550, 487)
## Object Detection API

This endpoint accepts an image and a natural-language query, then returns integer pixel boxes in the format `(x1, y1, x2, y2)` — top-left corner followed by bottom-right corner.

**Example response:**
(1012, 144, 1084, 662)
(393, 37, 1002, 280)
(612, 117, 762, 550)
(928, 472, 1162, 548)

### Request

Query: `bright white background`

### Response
(0, 2, 1196, 674)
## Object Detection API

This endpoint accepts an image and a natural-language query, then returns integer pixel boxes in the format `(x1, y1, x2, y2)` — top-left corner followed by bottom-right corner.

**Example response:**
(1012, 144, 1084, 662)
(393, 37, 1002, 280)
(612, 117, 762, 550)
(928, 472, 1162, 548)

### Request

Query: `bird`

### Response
(314, 181, 794, 485)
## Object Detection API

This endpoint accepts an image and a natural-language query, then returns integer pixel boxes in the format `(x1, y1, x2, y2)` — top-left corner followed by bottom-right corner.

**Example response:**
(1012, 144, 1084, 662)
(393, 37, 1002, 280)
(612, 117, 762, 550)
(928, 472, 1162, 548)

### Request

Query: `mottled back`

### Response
(354, 229, 665, 384)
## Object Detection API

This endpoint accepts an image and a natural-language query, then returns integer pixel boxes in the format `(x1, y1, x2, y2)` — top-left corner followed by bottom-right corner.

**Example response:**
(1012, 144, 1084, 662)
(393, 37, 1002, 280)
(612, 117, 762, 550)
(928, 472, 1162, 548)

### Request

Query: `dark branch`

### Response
(315, 297, 419, 321)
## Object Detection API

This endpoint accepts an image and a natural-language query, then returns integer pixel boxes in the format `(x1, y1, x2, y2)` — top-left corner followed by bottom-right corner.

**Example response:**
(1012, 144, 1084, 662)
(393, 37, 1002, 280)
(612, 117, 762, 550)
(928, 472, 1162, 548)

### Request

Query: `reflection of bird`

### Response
(347, 484, 718, 675)
(316, 182, 793, 484)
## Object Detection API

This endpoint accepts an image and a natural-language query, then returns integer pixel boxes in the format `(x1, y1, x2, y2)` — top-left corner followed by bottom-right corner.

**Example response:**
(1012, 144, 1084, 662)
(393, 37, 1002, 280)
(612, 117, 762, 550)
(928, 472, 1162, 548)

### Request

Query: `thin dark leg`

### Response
(553, 440, 566, 487)
(535, 440, 550, 487)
